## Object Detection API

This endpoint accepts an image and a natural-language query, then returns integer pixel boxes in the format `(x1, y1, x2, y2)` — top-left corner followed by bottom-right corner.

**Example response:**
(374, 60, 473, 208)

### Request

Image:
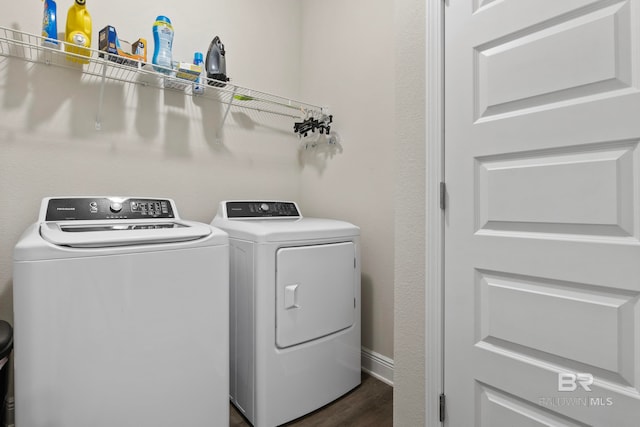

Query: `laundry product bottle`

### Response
(41, 0, 58, 46)
(64, 0, 92, 64)
(193, 51, 205, 94)
(152, 16, 174, 74)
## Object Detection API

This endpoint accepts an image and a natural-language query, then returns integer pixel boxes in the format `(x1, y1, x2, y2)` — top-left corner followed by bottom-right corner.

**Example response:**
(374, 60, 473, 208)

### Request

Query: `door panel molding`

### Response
(474, 0, 632, 120)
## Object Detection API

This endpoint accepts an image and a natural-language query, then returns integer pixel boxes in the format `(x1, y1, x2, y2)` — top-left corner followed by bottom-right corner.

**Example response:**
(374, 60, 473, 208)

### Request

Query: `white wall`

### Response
(299, 0, 396, 363)
(1, 2, 421, 420)
(393, 0, 426, 424)
(0, 0, 305, 321)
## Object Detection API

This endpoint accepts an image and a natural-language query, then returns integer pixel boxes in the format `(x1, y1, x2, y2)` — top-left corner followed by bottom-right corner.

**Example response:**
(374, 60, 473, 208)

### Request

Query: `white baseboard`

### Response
(361, 347, 394, 386)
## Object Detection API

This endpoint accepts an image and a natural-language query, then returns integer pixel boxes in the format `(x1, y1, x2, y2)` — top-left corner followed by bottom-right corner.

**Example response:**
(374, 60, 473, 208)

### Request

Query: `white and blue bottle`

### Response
(152, 15, 173, 74)
(42, 0, 58, 46)
(193, 52, 205, 94)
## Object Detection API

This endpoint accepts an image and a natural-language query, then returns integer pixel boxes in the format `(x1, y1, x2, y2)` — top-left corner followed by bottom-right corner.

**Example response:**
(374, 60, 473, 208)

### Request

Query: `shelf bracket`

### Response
(95, 57, 108, 131)
(217, 86, 238, 143)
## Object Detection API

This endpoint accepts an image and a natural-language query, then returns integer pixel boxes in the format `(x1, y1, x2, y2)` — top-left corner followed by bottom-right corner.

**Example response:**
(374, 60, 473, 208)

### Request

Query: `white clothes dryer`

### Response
(212, 201, 361, 427)
(13, 197, 229, 427)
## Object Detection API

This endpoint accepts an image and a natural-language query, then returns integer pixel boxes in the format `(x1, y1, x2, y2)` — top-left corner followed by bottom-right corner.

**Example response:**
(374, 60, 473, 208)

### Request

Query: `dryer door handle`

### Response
(284, 284, 300, 309)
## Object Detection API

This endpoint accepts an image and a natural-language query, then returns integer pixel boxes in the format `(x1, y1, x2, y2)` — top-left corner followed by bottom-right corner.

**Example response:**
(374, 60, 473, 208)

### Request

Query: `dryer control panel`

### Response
(45, 197, 176, 221)
(225, 201, 300, 218)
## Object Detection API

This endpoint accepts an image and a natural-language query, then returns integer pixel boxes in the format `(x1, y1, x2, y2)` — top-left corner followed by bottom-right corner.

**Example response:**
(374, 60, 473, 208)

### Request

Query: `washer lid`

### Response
(34, 196, 213, 248)
(39, 220, 212, 248)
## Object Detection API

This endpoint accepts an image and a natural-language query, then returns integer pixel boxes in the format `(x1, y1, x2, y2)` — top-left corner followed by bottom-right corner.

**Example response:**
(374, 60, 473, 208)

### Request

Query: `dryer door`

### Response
(276, 242, 356, 349)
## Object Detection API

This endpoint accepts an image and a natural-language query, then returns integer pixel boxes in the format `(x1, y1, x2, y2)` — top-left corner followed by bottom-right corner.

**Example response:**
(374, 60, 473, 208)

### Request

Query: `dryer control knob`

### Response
(260, 203, 269, 212)
(110, 202, 123, 213)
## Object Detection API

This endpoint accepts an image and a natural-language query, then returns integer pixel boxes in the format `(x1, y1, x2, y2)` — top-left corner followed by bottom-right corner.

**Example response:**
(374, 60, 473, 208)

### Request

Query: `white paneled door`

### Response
(444, 0, 640, 426)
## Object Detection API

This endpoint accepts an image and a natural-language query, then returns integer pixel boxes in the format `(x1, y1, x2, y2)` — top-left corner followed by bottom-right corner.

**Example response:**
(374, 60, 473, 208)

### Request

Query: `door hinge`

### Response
(439, 393, 446, 422)
(440, 182, 446, 210)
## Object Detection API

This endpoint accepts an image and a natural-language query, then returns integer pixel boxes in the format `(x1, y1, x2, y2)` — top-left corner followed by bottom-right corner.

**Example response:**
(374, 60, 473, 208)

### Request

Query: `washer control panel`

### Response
(45, 197, 175, 221)
(226, 201, 300, 218)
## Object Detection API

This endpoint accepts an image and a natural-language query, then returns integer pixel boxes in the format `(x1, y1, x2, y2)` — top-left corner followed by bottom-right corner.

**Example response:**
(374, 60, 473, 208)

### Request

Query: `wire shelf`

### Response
(0, 25, 326, 128)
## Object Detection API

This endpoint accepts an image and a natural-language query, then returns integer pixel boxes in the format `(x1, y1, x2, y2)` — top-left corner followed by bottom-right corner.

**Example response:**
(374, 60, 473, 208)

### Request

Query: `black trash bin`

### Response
(0, 321, 13, 427)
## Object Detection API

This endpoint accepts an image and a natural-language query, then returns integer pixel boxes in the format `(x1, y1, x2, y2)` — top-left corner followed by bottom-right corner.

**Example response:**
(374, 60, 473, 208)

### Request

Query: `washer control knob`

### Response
(260, 203, 269, 212)
(110, 202, 123, 213)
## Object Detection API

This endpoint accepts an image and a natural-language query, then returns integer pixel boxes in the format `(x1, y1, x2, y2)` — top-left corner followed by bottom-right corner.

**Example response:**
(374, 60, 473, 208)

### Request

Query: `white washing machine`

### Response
(13, 197, 229, 427)
(212, 200, 361, 427)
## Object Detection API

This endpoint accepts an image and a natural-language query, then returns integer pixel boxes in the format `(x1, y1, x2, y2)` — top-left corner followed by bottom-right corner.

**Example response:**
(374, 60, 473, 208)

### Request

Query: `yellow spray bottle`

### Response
(65, 0, 92, 64)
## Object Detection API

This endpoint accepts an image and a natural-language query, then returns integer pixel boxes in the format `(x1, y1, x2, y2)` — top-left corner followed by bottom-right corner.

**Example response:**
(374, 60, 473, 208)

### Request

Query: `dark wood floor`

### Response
(230, 372, 393, 427)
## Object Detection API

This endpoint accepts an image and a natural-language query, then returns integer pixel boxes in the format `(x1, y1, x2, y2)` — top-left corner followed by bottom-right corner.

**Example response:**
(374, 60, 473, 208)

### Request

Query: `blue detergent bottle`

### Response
(193, 52, 204, 94)
(42, 0, 58, 46)
(152, 15, 174, 74)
